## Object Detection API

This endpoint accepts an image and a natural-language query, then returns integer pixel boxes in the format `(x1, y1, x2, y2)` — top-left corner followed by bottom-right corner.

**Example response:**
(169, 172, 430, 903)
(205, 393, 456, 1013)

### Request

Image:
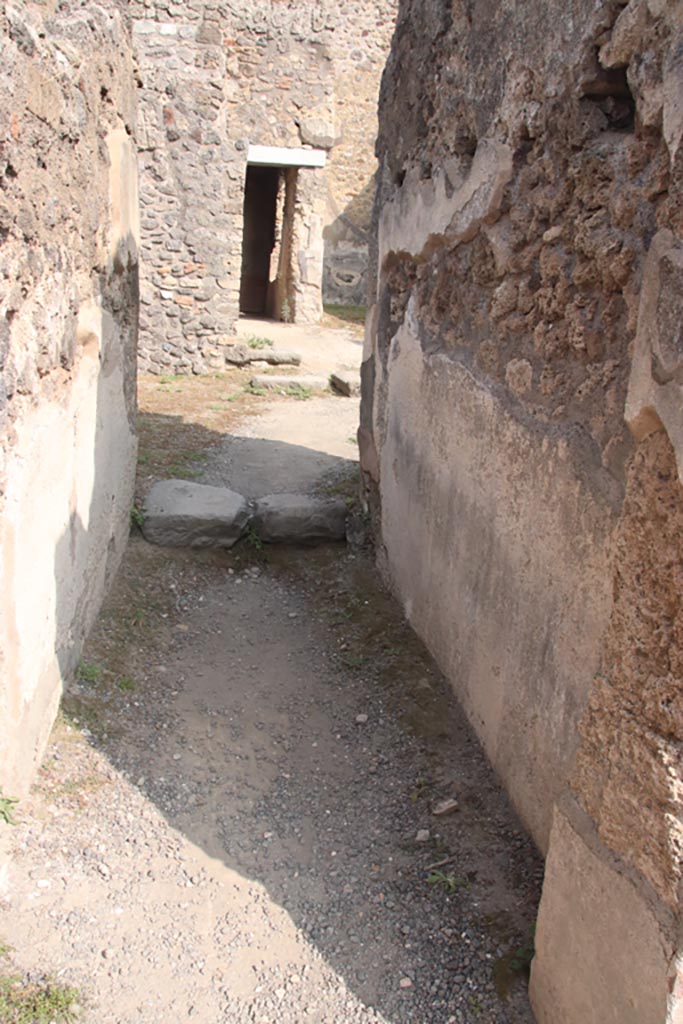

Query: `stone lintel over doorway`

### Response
(239, 147, 327, 326)
(247, 145, 327, 168)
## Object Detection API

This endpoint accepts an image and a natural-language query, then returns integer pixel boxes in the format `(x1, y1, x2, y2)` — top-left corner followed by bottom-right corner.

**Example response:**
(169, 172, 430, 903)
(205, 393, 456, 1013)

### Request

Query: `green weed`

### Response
(77, 662, 101, 685)
(324, 303, 366, 325)
(427, 869, 470, 894)
(166, 451, 207, 480)
(130, 504, 144, 529)
(0, 795, 18, 827)
(409, 777, 429, 803)
(509, 928, 536, 972)
(244, 523, 264, 552)
(283, 384, 313, 400)
(118, 678, 135, 693)
(468, 994, 483, 1017)
(130, 607, 146, 628)
(246, 336, 274, 350)
(0, 974, 81, 1023)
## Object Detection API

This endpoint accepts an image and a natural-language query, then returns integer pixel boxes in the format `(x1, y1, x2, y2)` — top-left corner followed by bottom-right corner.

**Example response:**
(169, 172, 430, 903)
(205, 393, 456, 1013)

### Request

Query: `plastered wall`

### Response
(362, 1, 683, 1020)
(0, 2, 139, 805)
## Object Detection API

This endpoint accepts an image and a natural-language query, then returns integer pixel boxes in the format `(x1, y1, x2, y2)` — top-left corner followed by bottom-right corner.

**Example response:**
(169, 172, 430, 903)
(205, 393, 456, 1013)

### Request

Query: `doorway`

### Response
(239, 165, 280, 316)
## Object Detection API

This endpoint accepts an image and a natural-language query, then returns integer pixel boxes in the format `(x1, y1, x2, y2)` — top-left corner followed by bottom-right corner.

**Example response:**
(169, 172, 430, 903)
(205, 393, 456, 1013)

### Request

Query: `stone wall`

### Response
(362, 1, 683, 1021)
(0, 1, 139, 802)
(130, 0, 396, 375)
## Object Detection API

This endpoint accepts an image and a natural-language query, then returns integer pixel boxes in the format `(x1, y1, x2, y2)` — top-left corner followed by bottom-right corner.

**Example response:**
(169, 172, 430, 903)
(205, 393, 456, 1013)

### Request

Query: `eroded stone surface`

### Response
(143, 480, 250, 548)
(254, 494, 347, 543)
(0, 1, 139, 797)
(569, 431, 683, 910)
(363, 2, 683, 1022)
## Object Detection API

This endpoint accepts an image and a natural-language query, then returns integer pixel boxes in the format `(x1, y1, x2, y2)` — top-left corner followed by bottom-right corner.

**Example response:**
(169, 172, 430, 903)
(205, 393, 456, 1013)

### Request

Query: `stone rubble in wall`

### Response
(130, 0, 398, 375)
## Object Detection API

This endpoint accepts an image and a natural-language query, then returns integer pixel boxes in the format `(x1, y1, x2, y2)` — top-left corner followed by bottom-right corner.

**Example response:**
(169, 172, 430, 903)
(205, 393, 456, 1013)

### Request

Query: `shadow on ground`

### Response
(136, 409, 358, 504)
(62, 532, 543, 1021)
(13, 412, 543, 1024)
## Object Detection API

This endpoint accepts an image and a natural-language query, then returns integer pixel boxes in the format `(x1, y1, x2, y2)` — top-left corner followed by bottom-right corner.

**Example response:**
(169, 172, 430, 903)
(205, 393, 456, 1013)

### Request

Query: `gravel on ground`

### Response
(1, 321, 542, 1024)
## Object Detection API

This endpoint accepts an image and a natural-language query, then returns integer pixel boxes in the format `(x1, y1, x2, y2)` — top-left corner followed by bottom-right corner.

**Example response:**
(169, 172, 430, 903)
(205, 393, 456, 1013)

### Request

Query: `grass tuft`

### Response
(0, 974, 82, 1023)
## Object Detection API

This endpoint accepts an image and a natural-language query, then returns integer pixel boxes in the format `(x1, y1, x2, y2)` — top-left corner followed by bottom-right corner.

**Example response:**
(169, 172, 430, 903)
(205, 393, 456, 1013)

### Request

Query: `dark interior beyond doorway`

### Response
(239, 165, 280, 316)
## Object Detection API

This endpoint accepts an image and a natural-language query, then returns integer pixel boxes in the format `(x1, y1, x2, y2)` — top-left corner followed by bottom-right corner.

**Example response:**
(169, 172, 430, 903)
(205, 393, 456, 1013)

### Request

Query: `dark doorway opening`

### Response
(239, 165, 280, 316)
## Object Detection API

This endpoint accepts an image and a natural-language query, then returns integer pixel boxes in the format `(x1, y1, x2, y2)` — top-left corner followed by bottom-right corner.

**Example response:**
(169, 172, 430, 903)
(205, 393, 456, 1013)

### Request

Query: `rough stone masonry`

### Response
(361, 0, 683, 1022)
(0, 1, 139, 806)
(129, 0, 397, 375)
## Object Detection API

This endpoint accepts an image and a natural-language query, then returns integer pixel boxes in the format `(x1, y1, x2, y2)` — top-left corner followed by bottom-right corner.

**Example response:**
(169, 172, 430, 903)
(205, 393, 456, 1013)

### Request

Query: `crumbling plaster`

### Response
(0, 2, 139, 802)
(363, 0, 683, 1021)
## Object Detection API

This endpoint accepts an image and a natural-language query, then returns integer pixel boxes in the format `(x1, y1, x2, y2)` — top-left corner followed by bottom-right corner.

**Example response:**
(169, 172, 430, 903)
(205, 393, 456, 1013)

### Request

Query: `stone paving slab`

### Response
(221, 343, 302, 366)
(142, 479, 250, 548)
(250, 374, 330, 392)
(254, 493, 347, 543)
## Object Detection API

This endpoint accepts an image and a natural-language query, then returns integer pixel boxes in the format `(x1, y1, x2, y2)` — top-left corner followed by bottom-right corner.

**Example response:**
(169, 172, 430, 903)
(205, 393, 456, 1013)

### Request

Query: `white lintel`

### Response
(247, 145, 327, 168)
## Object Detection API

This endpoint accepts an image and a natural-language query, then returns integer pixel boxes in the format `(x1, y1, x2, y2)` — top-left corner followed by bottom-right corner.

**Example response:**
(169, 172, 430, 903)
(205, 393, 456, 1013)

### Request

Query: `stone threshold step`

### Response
(222, 344, 302, 367)
(142, 480, 348, 548)
(249, 374, 330, 393)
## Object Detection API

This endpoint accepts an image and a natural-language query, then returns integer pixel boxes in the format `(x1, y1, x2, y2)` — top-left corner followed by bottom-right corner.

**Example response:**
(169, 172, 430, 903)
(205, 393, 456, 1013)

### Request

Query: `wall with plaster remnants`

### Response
(130, 0, 397, 376)
(0, 1, 139, 801)
(362, 1, 683, 1021)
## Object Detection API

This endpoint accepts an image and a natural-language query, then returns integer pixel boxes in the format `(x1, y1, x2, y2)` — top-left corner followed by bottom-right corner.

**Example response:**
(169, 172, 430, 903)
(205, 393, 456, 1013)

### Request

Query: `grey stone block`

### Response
(254, 494, 347, 543)
(220, 343, 302, 367)
(330, 370, 361, 397)
(250, 374, 329, 392)
(142, 479, 250, 548)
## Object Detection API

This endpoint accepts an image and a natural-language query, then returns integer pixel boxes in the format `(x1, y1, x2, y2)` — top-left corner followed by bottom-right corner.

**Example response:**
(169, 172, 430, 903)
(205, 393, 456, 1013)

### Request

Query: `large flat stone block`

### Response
(530, 807, 679, 1024)
(254, 493, 347, 543)
(143, 479, 250, 548)
(250, 374, 329, 392)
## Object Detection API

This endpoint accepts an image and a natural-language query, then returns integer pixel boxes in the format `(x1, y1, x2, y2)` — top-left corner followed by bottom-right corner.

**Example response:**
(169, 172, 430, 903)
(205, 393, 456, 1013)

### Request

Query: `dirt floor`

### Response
(1, 320, 542, 1024)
